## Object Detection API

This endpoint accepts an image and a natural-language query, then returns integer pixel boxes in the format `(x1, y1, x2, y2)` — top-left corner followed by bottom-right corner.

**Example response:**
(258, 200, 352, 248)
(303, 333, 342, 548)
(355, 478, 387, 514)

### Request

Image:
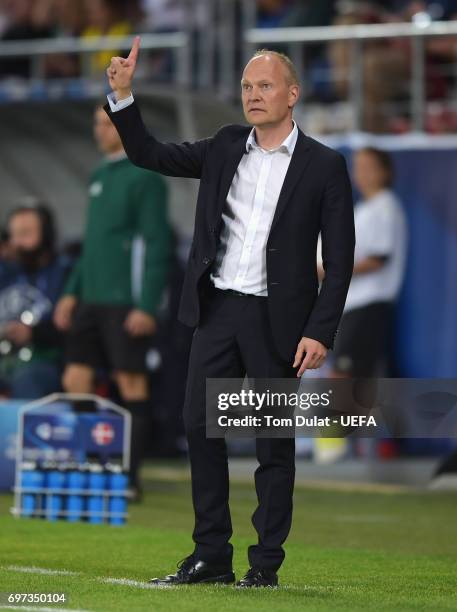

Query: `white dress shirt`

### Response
(211, 122, 298, 295)
(107, 92, 298, 296)
(107, 91, 134, 112)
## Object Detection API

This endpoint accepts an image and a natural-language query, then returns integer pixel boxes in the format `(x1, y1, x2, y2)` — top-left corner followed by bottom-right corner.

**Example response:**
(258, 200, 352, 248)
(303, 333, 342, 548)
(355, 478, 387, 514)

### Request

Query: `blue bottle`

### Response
(106, 464, 128, 525)
(87, 464, 106, 524)
(20, 461, 44, 518)
(45, 464, 66, 521)
(36, 461, 48, 517)
(66, 463, 86, 522)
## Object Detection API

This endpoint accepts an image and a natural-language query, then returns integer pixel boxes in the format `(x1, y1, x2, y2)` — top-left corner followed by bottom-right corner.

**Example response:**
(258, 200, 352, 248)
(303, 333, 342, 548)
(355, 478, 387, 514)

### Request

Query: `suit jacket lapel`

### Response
(212, 137, 247, 226)
(269, 129, 312, 233)
(212, 127, 312, 233)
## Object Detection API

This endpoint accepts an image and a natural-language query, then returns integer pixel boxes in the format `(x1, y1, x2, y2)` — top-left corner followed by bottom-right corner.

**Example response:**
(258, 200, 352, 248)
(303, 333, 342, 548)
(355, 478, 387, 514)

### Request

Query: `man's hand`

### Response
(4, 322, 32, 346)
(106, 35, 140, 100)
(293, 337, 327, 377)
(124, 309, 156, 337)
(53, 295, 77, 331)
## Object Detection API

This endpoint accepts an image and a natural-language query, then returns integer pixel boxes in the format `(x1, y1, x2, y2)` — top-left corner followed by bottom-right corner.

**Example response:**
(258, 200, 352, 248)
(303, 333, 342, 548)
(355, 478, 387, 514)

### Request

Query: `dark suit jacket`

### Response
(105, 101, 355, 363)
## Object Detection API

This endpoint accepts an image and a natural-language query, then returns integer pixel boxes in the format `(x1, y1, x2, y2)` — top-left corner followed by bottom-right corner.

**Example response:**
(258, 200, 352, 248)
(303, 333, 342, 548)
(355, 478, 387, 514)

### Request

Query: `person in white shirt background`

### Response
(318, 146, 408, 378)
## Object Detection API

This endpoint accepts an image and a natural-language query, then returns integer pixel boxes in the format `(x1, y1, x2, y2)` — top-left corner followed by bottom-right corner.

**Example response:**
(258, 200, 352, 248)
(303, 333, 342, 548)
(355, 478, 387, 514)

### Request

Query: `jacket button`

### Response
(202, 257, 211, 265)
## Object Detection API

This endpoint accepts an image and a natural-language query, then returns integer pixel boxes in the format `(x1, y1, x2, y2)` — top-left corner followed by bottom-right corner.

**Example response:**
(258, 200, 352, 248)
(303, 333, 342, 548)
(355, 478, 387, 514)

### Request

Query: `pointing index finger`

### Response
(128, 35, 140, 63)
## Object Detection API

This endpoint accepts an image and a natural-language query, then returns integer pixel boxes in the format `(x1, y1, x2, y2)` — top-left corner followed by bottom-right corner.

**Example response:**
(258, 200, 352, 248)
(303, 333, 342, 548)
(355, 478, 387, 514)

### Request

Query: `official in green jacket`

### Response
(54, 103, 172, 497)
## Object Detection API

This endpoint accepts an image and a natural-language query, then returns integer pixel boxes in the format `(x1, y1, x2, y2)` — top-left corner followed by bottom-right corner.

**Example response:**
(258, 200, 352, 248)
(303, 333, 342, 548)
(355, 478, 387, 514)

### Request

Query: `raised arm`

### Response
(106, 35, 140, 102)
(105, 36, 211, 179)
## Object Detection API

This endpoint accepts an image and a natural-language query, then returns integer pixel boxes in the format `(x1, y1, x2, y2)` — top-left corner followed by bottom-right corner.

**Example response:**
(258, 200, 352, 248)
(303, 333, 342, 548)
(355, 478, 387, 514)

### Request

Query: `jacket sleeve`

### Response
(134, 173, 172, 316)
(104, 100, 212, 179)
(302, 153, 355, 349)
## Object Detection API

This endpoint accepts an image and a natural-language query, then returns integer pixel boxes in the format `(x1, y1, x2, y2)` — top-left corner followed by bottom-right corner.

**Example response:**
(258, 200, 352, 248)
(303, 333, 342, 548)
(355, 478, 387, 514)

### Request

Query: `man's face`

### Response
(241, 54, 299, 128)
(93, 107, 123, 155)
(9, 211, 42, 252)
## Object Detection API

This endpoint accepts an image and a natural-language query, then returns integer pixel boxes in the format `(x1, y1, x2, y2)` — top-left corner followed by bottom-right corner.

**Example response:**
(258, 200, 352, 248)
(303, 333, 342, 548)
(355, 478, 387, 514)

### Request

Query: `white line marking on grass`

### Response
(100, 577, 156, 589)
(3, 565, 233, 593)
(6, 566, 79, 576)
(3, 566, 156, 591)
(1, 607, 89, 612)
(2, 566, 335, 597)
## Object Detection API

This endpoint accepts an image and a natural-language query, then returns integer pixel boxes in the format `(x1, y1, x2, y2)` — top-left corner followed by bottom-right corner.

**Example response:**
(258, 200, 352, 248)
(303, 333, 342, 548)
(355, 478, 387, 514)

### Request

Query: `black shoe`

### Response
(236, 567, 278, 588)
(149, 554, 235, 586)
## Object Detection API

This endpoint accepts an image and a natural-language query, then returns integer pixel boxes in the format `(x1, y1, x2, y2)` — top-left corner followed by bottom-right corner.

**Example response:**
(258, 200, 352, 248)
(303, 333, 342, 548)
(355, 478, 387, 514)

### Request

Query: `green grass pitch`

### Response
(1, 465, 456, 611)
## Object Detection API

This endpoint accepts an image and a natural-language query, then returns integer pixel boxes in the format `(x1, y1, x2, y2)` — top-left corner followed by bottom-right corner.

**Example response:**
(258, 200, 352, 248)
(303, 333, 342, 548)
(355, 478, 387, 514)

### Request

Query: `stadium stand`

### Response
(0, 89, 243, 241)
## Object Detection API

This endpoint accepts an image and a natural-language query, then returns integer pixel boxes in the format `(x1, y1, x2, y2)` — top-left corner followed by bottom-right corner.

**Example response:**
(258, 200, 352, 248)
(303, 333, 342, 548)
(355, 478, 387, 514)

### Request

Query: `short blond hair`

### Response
(250, 49, 300, 86)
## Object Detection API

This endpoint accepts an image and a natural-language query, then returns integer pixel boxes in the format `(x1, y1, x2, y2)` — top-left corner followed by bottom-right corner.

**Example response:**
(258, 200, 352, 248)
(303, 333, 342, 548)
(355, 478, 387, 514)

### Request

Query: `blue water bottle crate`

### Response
(19, 461, 44, 517)
(15, 459, 129, 524)
(12, 393, 132, 525)
(106, 463, 129, 526)
(66, 461, 88, 522)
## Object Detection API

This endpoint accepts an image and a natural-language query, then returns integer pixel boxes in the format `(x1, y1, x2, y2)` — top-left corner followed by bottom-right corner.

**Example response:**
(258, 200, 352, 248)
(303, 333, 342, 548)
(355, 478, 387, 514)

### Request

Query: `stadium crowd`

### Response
(256, 0, 457, 132)
(1, 1, 457, 131)
(0, 0, 188, 79)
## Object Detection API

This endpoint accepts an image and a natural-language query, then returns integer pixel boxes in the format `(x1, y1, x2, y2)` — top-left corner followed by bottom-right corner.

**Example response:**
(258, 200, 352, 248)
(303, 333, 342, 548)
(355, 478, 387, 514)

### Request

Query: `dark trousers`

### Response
(182, 287, 297, 571)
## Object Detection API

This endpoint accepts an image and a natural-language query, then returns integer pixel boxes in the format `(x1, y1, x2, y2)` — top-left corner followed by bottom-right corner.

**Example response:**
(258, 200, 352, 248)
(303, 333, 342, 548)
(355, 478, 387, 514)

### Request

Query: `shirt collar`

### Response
(246, 120, 298, 155)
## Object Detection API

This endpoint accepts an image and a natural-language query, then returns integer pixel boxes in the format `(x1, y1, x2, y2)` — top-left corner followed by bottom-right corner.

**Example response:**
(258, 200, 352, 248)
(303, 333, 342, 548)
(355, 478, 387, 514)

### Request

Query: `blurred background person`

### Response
(43, 0, 87, 79)
(255, 0, 295, 28)
(393, 0, 457, 19)
(53, 102, 172, 499)
(140, 0, 185, 31)
(0, 226, 13, 288)
(328, 1, 410, 133)
(0, 201, 71, 398)
(261, 0, 337, 28)
(0, 223, 14, 397)
(314, 147, 407, 462)
(383, 0, 457, 132)
(81, 0, 132, 76)
(138, 0, 185, 81)
(319, 148, 408, 378)
(0, 0, 9, 37)
(0, 0, 54, 78)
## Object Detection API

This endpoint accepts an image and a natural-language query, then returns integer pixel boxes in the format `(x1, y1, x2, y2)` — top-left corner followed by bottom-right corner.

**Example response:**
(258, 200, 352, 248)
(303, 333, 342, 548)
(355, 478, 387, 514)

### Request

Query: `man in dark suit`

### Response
(105, 37, 355, 588)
